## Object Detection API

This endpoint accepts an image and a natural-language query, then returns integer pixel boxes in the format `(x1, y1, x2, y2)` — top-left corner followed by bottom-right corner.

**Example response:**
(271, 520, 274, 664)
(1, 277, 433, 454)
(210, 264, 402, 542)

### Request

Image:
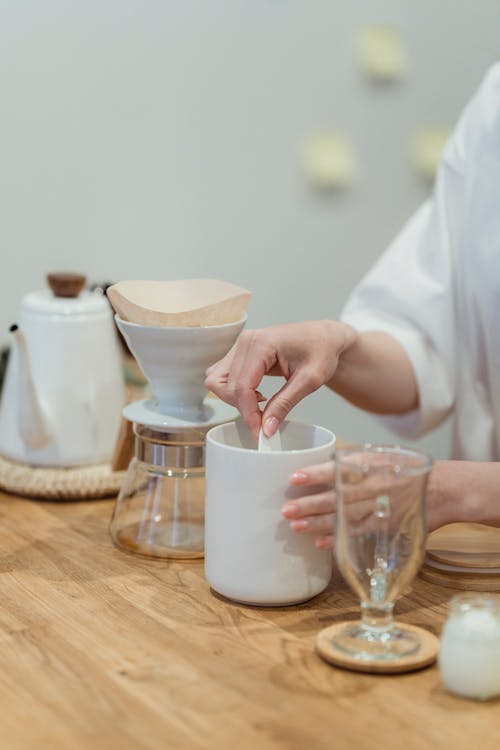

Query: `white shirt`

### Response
(341, 63, 500, 461)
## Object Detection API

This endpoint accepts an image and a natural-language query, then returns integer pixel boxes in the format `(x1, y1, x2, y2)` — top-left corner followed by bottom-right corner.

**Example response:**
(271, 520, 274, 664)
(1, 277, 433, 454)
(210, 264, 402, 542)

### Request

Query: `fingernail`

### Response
(316, 537, 332, 549)
(282, 501, 298, 518)
(290, 519, 309, 531)
(263, 416, 279, 437)
(290, 471, 308, 484)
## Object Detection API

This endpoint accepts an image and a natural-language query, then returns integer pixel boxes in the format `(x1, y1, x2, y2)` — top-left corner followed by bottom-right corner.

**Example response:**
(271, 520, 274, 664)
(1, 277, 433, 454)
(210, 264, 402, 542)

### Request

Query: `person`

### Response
(205, 63, 500, 548)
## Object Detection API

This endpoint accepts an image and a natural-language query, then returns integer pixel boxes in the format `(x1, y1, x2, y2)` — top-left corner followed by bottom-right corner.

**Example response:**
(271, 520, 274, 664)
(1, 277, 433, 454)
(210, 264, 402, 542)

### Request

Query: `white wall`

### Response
(1, 1, 499, 458)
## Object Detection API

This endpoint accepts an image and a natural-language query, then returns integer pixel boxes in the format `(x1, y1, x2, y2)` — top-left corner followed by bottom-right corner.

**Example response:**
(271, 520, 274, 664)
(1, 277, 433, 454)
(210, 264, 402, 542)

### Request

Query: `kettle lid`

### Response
(21, 273, 109, 317)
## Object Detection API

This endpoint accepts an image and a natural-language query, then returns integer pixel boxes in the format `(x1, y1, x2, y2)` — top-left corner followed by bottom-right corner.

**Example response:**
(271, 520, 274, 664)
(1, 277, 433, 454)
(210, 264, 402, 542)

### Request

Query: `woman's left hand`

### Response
(282, 461, 336, 549)
(282, 459, 472, 549)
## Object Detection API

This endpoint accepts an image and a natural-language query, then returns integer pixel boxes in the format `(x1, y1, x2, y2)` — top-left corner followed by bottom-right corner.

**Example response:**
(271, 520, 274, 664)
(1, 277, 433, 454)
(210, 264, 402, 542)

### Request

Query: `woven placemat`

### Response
(0, 454, 125, 500)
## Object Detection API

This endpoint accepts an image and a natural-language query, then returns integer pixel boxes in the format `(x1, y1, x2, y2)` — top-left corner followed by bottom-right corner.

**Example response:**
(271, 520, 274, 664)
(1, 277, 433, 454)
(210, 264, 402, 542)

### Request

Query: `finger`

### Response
(340, 475, 414, 505)
(262, 368, 325, 434)
(207, 332, 267, 437)
(282, 490, 336, 519)
(315, 534, 334, 550)
(289, 461, 335, 488)
(342, 498, 376, 523)
(232, 379, 265, 440)
(205, 347, 236, 397)
(289, 513, 335, 534)
(227, 339, 274, 439)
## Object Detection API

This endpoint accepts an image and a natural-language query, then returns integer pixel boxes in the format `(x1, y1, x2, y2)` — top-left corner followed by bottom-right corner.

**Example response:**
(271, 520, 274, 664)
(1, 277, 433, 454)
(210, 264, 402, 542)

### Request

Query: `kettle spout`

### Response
(10, 325, 52, 450)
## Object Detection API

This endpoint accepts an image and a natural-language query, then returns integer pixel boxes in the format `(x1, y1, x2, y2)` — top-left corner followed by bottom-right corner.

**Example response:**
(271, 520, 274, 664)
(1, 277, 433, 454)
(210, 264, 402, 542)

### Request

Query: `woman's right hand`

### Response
(205, 320, 357, 440)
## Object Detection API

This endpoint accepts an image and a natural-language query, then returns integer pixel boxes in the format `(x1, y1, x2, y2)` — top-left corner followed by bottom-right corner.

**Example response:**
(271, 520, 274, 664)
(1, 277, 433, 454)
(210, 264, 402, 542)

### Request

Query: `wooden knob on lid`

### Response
(47, 273, 87, 298)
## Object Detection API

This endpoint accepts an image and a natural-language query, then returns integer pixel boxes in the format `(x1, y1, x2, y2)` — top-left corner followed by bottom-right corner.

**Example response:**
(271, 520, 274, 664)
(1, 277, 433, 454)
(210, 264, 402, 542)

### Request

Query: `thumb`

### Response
(261, 370, 321, 436)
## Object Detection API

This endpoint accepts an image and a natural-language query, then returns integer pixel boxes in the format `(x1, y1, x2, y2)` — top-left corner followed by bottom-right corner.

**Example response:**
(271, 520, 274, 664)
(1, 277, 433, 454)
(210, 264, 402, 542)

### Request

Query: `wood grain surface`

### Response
(0, 492, 499, 750)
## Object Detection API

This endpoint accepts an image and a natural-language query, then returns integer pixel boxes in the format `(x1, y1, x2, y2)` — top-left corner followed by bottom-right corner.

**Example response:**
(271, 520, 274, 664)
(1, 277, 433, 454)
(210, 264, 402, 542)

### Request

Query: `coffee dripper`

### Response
(107, 280, 249, 560)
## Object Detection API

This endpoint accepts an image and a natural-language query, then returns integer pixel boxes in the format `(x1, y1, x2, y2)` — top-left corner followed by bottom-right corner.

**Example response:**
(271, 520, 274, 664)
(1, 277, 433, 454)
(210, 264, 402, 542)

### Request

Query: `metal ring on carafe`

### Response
(133, 424, 208, 470)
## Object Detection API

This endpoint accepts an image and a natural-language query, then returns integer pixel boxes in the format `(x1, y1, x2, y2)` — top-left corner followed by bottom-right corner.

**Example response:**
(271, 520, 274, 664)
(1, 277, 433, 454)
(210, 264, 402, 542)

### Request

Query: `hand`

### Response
(282, 461, 336, 549)
(282, 459, 475, 551)
(205, 320, 357, 440)
(282, 455, 425, 550)
(282, 460, 425, 549)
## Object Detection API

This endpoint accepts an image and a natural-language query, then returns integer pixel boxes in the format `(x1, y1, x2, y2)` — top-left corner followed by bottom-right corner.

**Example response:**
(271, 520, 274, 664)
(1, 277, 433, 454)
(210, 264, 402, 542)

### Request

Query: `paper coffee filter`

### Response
(107, 279, 252, 327)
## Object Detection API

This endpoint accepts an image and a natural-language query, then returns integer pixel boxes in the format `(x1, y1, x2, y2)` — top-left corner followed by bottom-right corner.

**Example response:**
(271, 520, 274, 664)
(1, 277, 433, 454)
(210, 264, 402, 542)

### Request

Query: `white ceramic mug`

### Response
(205, 420, 335, 606)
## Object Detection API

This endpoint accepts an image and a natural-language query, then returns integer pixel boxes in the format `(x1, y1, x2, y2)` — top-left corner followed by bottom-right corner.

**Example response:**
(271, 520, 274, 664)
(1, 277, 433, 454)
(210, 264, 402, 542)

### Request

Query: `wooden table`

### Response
(0, 492, 499, 750)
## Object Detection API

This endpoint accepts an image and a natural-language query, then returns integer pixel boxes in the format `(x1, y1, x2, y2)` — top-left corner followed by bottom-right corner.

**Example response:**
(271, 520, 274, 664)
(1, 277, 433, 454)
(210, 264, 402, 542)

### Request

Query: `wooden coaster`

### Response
(419, 559, 500, 592)
(427, 523, 500, 569)
(315, 622, 439, 674)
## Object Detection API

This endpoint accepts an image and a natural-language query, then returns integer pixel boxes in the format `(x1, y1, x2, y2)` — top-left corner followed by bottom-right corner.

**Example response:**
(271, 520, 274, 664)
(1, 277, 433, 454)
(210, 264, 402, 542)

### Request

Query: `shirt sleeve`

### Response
(339, 63, 499, 439)
(341, 194, 458, 439)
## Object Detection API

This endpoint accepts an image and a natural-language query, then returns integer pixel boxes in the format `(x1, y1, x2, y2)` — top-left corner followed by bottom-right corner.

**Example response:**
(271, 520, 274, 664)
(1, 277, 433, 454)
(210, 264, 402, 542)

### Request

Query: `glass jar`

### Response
(439, 593, 500, 700)
(110, 423, 207, 559)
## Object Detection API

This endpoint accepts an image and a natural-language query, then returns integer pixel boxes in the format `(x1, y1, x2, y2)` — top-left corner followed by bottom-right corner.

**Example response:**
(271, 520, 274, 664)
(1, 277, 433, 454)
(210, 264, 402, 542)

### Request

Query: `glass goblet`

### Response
(333, 444, 433, 662)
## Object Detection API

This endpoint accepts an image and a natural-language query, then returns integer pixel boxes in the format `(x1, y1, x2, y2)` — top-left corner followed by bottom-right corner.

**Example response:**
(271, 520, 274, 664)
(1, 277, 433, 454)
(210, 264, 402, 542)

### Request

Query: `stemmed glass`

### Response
(333, 444, 433, 662)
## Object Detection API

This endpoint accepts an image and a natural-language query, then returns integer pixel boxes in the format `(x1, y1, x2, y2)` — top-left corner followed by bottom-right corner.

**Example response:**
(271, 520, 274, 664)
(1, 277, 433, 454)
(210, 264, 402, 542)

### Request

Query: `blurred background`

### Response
(1, 0, 498, 458)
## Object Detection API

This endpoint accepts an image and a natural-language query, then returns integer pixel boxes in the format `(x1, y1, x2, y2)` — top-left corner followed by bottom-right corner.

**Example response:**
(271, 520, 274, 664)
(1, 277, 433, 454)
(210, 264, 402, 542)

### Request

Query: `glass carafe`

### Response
(110, 423, 207, 559)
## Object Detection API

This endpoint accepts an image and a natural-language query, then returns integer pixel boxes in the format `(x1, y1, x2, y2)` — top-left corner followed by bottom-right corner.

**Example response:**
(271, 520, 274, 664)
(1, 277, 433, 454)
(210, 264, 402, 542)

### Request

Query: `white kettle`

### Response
(0, 273, 125, 467)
